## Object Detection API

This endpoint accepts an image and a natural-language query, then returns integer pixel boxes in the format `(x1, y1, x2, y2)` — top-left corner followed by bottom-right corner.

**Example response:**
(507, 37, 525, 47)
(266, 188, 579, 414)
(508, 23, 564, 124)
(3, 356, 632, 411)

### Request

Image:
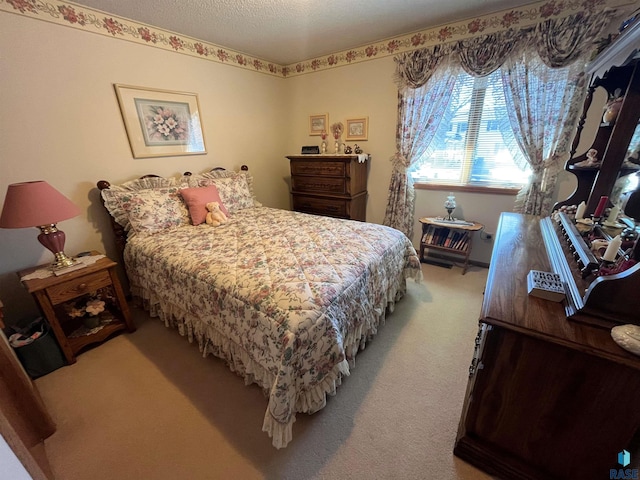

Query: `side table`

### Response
(18, 251, 135, 364)
(419, 217, 483, 275)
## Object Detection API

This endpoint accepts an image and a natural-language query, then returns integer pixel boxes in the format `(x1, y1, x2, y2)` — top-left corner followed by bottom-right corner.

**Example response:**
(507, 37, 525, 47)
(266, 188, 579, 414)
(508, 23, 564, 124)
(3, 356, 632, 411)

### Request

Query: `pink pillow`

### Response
(179, 185, 228, 225)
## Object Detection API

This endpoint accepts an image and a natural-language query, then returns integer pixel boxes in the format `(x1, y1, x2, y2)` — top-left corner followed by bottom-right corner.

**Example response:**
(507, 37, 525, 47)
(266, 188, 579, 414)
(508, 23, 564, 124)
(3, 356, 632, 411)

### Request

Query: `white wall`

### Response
(0, 13, 289, 323)
(286, 58, 400, 225)
(286, 58, 519, 263)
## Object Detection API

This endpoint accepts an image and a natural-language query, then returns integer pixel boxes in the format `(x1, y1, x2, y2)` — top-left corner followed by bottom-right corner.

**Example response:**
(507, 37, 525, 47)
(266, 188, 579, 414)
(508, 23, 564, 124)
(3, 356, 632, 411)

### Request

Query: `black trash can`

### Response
(11, 317, 66, 378)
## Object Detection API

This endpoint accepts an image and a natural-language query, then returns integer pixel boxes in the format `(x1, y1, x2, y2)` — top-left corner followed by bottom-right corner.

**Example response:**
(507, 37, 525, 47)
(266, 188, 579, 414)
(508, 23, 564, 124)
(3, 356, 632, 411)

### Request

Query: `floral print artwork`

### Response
(135, 99, 191, 146)
(124, 206, 422, 448)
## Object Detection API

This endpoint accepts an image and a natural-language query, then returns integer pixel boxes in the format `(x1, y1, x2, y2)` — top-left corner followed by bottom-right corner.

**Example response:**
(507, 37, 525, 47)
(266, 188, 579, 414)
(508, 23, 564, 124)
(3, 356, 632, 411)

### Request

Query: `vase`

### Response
(83, 316, 100, 329)
(603, 100, 622, 123)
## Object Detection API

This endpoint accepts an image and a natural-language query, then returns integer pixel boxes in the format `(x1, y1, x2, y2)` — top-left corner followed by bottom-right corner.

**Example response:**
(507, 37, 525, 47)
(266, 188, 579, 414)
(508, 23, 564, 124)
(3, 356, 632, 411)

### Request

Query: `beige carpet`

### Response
(35, 263, 494, 480)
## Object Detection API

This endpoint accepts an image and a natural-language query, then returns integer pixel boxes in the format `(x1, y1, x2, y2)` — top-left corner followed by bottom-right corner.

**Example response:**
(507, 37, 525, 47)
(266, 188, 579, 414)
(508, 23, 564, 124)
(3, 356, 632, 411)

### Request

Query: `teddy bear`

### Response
(205, 202, 228, 226)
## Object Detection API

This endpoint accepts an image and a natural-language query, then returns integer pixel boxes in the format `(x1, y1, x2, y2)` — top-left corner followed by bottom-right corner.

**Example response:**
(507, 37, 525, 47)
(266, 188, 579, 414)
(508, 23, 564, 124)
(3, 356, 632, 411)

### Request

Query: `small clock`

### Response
(301, 146, 320, 154)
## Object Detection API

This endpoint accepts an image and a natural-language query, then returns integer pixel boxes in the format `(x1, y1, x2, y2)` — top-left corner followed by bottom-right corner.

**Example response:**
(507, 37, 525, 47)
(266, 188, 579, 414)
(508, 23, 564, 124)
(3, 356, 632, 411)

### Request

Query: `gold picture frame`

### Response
(309, 113, 329, 136)
(345, 117, 369, 141)
(114, 84, 207, 158)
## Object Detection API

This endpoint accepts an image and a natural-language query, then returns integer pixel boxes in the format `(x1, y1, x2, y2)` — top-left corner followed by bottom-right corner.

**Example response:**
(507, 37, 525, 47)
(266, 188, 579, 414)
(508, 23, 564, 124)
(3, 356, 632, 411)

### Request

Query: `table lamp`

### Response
(0, 181, 81, 270)
(444, 192, 456, 221)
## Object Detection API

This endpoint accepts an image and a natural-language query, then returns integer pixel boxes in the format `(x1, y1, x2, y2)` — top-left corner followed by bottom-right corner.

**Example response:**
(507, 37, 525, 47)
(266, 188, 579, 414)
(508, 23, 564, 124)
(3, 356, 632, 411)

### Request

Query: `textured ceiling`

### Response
(70, 0, 539, 65)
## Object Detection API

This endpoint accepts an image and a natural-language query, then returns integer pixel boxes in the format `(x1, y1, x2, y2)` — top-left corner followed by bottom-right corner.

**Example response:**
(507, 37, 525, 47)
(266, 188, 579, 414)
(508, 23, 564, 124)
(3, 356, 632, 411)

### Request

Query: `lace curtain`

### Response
(385, 11, 614, 231)
(502, 49, 589, 214)
(384, 56, 457, 238)
(504, 12, 613, 214)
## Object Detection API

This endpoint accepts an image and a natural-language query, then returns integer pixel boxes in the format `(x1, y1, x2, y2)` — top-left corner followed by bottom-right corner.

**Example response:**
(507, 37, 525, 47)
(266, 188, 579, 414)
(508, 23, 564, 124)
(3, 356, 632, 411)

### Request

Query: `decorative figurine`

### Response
(574, 149, 601, 168)
(320, 130, 327, 154)
(331, 122, 344, 154)
(354, 144, 363, 154)
(344, 145, 352, 154)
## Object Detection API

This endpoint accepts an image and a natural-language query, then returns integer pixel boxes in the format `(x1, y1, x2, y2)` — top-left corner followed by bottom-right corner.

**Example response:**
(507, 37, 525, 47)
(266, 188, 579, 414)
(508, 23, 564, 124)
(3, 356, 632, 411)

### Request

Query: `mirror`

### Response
(623, 121, 640, 167)
(625, 184, 640, 219)
(611, 171, 639, 213)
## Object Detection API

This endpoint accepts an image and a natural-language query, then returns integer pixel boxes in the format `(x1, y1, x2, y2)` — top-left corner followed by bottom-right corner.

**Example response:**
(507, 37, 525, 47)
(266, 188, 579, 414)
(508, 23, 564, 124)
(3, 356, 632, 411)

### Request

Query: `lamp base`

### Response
(37, 224, 77, 271)
(445, 207, 456, 221)
(51, 252, 77, 270)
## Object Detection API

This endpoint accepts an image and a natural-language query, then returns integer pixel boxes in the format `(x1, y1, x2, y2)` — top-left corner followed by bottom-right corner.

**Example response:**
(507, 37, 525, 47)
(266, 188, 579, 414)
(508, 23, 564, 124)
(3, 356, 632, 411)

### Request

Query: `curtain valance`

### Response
(394, 11, 615, 89)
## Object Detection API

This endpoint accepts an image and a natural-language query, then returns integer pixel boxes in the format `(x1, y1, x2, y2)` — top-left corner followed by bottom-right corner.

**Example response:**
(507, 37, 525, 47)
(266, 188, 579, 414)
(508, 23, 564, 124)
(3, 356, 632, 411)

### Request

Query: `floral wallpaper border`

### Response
(0, 0, 631, 78)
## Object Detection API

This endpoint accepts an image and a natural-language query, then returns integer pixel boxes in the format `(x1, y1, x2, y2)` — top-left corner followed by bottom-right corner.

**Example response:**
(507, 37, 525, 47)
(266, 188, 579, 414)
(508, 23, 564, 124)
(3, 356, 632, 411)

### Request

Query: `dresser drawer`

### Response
(292, 195, 348, 218)
(292, 175, 347, 194)
(291, 160, 345, 177)
(47, 269, 112, 305)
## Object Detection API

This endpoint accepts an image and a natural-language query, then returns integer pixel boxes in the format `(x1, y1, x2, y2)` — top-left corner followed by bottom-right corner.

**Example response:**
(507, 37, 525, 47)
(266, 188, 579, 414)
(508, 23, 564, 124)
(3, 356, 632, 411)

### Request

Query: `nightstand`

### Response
(419, 217, 483, 275)
(18, 252, 135, 364)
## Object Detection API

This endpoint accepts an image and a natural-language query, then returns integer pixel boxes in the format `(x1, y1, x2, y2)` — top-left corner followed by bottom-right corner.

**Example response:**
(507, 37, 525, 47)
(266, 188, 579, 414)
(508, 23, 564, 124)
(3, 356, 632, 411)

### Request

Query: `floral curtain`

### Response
(385, 10, 615, 228)
(503, 12, 613, 215)
(394, 44, 451, 89)
(501, 50, 588, 215)
(457, 30, 524, 77)
(384, 50, 456, 238)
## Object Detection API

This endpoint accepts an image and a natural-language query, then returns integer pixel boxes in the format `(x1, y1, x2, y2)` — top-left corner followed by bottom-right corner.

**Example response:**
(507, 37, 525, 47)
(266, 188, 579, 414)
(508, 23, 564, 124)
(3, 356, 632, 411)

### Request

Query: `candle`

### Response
(602, 234, 622, 262)
(575, 201, 586, 220)
(605, 205, 620, 224)
(594, 196, 608, 218)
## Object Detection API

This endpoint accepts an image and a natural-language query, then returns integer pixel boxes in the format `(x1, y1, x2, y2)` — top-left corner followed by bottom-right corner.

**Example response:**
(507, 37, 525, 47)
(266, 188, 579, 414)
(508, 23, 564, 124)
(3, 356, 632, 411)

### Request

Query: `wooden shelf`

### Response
(418, 217, 483, 274)
(67, 319, 128, 354)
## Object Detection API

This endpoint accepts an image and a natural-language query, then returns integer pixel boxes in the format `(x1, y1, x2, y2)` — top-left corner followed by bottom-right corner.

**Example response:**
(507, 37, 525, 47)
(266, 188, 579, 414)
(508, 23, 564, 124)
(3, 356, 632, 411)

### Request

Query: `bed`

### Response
(98, 167, 422, 448)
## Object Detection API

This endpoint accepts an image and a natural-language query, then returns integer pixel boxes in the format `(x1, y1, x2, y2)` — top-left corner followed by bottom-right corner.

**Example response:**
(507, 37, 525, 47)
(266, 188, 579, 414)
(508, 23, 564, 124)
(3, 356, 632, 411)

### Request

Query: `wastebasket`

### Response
(10, 317, 66, 378)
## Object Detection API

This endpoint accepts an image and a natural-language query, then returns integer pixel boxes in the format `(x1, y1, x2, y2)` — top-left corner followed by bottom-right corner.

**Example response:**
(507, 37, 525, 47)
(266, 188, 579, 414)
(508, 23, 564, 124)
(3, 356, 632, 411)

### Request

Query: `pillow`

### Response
(101, 176, 180, 232)
(102, 186, 190, 234)
(210, 175, 255, 213)
(186, 172, 256, 213)
(179, 185, 228, 225)
(184, 169, 262, 209)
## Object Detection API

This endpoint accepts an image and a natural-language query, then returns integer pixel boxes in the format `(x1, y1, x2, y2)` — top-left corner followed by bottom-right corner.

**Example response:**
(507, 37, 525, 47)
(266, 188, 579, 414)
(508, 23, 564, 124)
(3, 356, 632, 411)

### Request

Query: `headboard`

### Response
(97, 165, 249, 261)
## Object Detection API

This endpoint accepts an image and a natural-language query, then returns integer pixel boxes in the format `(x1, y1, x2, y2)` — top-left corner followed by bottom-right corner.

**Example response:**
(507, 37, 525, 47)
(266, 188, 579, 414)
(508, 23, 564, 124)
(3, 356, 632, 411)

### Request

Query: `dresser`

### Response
(286, 155, 368, 221)
(454, 213, 640, 480)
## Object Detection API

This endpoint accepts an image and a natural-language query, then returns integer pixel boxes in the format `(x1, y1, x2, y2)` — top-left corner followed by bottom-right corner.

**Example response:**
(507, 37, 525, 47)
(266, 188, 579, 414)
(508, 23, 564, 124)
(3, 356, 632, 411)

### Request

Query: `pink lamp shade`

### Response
(0, 181, 80, 228)
(1, 181, 81, 270)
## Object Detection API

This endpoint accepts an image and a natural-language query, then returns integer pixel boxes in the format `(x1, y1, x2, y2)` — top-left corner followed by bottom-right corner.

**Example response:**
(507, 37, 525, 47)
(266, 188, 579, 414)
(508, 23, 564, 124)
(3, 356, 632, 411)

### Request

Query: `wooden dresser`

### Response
(454, 212, 640, 480)
(286, 155, 368, 221)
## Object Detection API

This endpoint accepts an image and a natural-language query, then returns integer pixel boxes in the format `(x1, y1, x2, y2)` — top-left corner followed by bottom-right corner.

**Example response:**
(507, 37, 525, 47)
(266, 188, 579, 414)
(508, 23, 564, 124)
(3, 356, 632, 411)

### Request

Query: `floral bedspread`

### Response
(124, 206, 422, 448)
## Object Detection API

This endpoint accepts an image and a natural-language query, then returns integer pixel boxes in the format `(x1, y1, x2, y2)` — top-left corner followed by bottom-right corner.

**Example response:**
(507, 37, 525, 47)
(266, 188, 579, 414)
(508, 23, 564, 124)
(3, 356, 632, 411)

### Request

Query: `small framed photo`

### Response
(114, 84, 207, 158)
(309, 113, 329, 136)
(346, 117, 369, 141)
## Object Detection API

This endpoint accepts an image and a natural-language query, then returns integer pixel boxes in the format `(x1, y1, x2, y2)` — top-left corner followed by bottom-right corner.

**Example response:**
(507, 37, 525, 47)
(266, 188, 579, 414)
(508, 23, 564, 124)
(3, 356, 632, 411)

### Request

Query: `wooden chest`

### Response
(286, 155, 369, 221)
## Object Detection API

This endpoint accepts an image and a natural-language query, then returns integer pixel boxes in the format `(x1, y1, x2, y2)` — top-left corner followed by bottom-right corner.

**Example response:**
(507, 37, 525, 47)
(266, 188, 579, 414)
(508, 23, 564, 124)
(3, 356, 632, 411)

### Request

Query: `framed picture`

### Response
(346, 117, 369, 141)
(114, 84, 207, 158)
(309, 113, 329, 136)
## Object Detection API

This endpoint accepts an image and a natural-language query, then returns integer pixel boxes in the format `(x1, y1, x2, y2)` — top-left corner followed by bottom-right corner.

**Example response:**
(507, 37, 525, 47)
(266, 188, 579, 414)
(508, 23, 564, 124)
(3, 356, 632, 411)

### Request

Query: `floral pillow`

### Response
(185, 172, 258, 213)
(102, 186, 190, 235)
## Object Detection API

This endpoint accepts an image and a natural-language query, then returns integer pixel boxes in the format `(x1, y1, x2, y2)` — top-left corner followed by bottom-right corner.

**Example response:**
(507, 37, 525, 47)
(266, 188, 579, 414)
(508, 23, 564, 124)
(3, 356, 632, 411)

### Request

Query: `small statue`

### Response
(343, 145, 352, 154)
(354, 144, 363, 154)
(574, 148, 601, 168)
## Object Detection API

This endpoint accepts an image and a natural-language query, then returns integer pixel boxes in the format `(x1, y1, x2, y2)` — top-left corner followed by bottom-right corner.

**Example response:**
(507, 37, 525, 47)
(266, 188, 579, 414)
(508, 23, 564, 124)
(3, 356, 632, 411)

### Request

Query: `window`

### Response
(410, 69, 531, 188)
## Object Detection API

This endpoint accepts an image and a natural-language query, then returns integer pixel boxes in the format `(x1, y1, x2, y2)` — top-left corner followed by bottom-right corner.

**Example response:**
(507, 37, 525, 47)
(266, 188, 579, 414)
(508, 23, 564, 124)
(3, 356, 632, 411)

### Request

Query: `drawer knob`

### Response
(77, 283, 87, 291)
